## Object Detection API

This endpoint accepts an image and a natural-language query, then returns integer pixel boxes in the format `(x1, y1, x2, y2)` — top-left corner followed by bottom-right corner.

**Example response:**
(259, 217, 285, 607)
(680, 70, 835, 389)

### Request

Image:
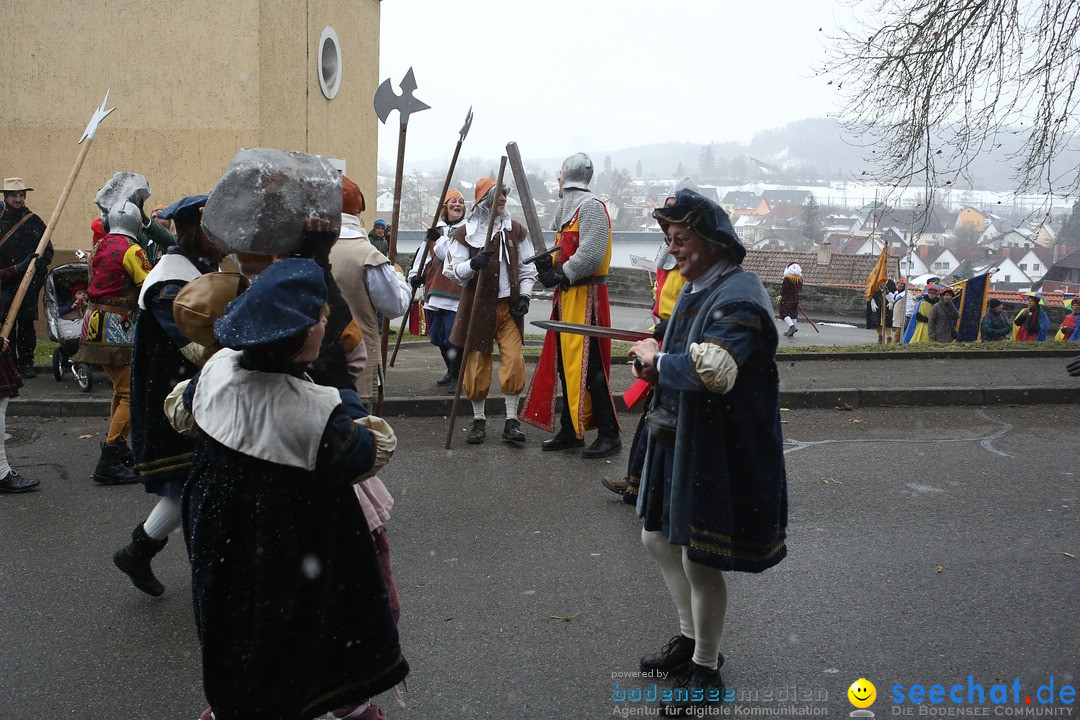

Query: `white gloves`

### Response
(354, 415, 397, 482)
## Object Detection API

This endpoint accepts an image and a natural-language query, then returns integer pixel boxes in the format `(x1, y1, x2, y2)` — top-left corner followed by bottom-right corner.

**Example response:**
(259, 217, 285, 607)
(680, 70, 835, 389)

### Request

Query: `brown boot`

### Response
(602, 475, 628, 494)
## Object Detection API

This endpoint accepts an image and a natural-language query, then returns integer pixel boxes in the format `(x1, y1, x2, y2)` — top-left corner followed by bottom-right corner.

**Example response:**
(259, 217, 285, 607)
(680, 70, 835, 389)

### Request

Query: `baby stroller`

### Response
(43, 262, 93, 392)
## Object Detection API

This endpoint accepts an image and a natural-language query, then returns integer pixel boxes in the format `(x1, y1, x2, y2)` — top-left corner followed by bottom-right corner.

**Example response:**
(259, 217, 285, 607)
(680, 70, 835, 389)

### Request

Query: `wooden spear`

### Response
(390, 106, 473, 367)
(2, 91, 114, 340)
(444, 156, 507, 449)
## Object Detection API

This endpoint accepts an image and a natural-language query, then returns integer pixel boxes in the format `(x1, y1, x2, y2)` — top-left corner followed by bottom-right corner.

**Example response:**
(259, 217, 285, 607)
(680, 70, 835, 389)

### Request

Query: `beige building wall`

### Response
(0, 0, 382, 253)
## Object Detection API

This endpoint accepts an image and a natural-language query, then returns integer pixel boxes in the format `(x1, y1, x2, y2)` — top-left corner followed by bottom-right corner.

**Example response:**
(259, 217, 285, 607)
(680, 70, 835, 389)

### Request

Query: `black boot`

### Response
(93, 442, 140, 485)
(445, 345, 462, 394)
(582, 434, 622, 459)
(541, 426, 585, 451)
(466, 418, 486, 444)
(662, 662, 726, 716)
(113, 438, 135, 468)
(113, 523, 168, 596)
(641, 634, 725, 675)
(436, 347, 453, 385)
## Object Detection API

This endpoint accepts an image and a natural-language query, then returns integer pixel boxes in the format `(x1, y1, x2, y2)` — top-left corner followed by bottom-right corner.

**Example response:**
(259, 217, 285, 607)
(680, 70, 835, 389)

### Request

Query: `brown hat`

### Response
(173, 272, 251, 350)
(474, 178, 496, 204)
(2, 178, 32, 193)
(342, 174, 365, 215)
(444, 188, 464, 204)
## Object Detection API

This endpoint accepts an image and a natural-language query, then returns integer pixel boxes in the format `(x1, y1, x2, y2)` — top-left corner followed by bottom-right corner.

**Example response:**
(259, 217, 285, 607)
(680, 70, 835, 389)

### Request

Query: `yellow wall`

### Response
(0, 0, 381, 251)
(956, 207, 986, 232)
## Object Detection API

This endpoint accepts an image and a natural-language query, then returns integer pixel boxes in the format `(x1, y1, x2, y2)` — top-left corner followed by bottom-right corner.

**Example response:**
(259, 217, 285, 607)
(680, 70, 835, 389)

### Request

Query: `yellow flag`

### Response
(865, 242, 889, 299)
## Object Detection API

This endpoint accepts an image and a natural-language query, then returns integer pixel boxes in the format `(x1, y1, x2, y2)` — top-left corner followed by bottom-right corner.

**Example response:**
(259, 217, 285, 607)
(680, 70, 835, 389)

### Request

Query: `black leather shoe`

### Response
(20, 365, 36, 379)
(641, 635, 725, 676)
(641, 634, 694, 674)
(502, 418, 525, 443)
(466, 418, 486, 444)
(661, 662, 726, 717)
(582, 435, 622, 459)
(435, 371, 453, 386)
(0, 470, 40, 493)
(541, 429, 585, 452)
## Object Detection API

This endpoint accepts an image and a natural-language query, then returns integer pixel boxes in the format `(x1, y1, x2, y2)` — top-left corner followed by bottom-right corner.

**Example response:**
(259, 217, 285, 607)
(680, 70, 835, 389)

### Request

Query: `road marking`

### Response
(784, 408, 1013, 458)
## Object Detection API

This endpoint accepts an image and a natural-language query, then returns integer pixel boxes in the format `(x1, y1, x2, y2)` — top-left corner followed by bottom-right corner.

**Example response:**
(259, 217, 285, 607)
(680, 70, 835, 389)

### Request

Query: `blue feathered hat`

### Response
(214, 258, 327, 350)
(652, 188, 745, 264)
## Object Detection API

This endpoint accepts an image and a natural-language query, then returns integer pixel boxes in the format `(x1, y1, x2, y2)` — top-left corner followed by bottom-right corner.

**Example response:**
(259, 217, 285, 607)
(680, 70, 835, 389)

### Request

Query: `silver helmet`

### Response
(559, 153, 593, 191)
(105, 201, 143, 240)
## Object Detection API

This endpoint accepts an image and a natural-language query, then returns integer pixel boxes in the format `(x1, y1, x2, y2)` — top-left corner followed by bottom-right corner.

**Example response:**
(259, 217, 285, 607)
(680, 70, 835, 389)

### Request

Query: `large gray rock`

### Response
(202, 148, 342, 256)
(94, 172, 151, 213)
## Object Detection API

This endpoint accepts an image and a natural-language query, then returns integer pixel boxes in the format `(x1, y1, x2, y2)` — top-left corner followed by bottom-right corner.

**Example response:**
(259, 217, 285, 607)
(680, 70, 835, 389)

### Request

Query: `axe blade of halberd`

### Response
(80, 88, 115, 143)
(505, 141, 551, 259)
(459, 106, 474, 141)
(373, 67, 431, 126)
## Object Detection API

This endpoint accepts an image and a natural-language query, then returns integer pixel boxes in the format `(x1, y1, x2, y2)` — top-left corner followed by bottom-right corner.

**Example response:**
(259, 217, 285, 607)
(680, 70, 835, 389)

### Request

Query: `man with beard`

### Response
(443, 178, 536, 445)
(0, 178, 52, 377)
(522, 153, 621, 459)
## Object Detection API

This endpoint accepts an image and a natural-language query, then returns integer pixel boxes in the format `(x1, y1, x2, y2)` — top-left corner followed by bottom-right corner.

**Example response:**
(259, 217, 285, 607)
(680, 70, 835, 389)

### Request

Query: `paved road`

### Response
(1, 405, 1076, 719)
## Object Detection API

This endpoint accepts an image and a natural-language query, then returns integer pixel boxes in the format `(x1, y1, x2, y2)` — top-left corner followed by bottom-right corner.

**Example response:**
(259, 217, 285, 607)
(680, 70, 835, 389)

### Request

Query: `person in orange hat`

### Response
(408, 187, 466, 388)
(0, 177, 53, 376)
(442, 178, 537, 444)
(329, 174, 411, 402)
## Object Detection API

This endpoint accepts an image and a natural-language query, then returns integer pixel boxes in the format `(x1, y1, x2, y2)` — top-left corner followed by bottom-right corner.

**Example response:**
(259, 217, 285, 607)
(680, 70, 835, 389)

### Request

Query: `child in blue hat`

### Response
(172, 257, 408, 720)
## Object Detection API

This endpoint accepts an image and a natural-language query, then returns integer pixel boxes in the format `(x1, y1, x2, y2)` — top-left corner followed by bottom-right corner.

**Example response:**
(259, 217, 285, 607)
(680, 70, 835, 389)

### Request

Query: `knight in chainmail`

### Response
(521, 152, 621, 459)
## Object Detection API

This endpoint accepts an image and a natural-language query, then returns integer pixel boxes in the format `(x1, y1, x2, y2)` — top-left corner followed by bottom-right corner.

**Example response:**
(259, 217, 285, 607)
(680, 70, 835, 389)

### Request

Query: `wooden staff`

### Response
(444, 156, 507, 449)
(390, 106, 473, 367)
(2, 92, 114, 339)
(799, 304, 821, 333)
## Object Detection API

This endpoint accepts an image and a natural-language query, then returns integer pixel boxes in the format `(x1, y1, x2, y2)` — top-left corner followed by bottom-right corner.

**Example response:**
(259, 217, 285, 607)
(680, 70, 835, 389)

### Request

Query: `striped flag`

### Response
(951, 271, 992, 341)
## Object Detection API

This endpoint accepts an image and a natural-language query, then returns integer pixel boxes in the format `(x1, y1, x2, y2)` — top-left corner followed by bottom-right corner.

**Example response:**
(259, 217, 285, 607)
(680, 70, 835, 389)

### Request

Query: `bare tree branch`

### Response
(823, 0, 1080, 212)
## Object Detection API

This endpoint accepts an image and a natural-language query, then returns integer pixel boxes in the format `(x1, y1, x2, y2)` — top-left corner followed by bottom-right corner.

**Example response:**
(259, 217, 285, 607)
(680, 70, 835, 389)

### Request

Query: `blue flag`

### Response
(952, 272, 992, 341)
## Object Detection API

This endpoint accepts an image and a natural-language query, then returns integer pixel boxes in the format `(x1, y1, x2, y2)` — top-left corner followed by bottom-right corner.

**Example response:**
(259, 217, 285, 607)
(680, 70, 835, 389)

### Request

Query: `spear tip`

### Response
(80, 88, 115, 144)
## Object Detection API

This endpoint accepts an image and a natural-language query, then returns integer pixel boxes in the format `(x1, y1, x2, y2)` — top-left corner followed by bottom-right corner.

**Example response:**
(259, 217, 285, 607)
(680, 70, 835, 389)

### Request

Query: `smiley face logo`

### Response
(848, 678, 876, 708)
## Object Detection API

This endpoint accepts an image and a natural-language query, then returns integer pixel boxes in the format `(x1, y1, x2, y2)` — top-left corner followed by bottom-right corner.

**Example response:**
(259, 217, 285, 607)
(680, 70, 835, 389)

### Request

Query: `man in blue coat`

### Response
(629, 189, 788, 717)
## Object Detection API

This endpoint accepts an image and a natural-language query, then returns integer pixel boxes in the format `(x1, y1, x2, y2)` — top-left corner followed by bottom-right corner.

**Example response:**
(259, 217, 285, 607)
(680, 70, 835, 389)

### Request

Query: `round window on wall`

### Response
(318, 26, 342, 100)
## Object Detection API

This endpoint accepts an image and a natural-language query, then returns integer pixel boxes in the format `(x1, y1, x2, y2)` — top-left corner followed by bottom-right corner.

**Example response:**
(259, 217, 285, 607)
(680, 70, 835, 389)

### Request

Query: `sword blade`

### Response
(531, 320, 653, 341)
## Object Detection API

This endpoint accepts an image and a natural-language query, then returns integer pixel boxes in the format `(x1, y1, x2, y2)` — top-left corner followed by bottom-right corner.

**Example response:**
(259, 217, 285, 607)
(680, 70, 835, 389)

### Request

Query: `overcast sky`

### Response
(377, 0, 852, 169)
